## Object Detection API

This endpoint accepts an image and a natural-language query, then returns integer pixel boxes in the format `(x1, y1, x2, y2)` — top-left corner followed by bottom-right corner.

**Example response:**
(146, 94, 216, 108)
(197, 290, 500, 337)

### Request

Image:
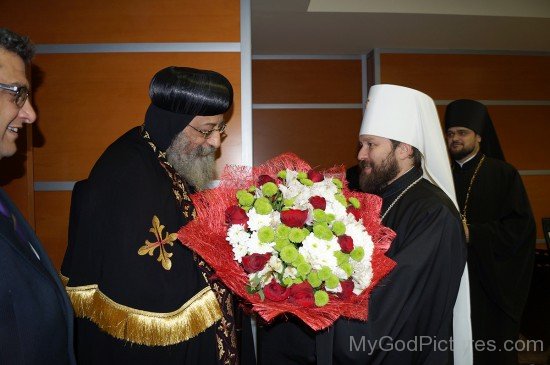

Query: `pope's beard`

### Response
(166, 132, 216, 191)
(359, 151, 399, 194)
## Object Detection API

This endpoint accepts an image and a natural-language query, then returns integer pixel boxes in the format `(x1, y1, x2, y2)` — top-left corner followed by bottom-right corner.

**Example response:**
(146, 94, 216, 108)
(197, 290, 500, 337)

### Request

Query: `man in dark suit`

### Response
(0, 28, 76, 364)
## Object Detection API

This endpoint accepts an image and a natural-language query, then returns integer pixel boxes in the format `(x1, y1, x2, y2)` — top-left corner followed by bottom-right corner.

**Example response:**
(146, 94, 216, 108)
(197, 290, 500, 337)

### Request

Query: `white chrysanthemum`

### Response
(246, 231, 276, 255)
(267, 255, 284, 274)
(231, 243, 248, 263)
(247, 208, 277, 231)
(351, 259, 373, 294)
(324, 199, 348, 220)
(299, 234, 339, 270)
(226, 224, 250, 246)
(346, 222, 374, 258)
(309, 179, 339, 200)
(283, 266, 298, 279)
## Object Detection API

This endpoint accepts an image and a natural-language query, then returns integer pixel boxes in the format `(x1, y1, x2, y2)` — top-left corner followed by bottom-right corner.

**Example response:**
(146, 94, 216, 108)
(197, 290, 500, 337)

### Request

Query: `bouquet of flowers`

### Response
(179, 153, 396, 330)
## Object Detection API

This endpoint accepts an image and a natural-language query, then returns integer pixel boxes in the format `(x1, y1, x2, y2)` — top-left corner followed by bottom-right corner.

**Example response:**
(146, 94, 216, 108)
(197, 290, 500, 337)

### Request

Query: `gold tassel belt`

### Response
(65, 283, 222, 346)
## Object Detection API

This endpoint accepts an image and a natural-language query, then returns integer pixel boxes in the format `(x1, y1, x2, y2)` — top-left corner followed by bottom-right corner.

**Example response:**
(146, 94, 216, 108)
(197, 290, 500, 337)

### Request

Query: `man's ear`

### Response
(476, 134, 482, 143)
(396, 143, 413, 161)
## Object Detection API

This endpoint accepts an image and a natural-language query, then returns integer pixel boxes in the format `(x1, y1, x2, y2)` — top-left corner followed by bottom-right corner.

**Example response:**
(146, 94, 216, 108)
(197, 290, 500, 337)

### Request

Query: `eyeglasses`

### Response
(188, 121, 227, 139)
(0, 82, 29, 108)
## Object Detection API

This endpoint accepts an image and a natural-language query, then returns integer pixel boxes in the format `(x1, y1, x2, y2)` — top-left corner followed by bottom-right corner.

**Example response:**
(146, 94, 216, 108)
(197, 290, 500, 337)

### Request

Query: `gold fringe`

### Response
(65, 284, 222, 346)
(59, 273, 69, 286)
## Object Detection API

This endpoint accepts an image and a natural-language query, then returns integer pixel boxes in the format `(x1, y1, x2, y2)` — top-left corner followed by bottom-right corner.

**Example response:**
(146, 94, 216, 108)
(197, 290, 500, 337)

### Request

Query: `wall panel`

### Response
(0, 0, 239, 43)
(380, 53, 550, 100)
(34, 191, 72, 270)
(253, 60, 362, 103)
(522, 176, 550, 243)
(253, 109, 362, 169)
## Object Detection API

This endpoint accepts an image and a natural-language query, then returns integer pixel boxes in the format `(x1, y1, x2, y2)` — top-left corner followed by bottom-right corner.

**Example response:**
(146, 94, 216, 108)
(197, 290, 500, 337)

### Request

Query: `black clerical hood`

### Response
(445, 99, 505, 161)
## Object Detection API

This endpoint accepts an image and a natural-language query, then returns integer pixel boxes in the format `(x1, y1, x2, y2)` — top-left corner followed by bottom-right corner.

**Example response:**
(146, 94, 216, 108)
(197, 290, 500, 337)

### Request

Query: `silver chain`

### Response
(381, 177, 423, 220)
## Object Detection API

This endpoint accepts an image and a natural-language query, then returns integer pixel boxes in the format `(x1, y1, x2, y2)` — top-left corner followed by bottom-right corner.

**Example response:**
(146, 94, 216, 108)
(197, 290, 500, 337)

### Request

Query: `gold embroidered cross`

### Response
(138, 215, 178, 270)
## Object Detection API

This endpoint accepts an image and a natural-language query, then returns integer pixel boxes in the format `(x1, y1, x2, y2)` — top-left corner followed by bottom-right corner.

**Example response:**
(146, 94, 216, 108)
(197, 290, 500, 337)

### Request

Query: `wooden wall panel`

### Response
(32, 53, 241, 181)
(253, 109, 362, 169)
(380, 54, 550, 100)
(522, 176, 550, 241)
(34, 191, 72, 270)
(436, 105, 550, 170)
(253, 60, 362, 103)
(0, 0, 239, 43)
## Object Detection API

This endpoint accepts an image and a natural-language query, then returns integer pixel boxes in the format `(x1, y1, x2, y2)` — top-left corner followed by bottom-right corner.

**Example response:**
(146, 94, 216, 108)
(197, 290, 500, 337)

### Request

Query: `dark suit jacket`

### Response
(0, 188, 76, 365)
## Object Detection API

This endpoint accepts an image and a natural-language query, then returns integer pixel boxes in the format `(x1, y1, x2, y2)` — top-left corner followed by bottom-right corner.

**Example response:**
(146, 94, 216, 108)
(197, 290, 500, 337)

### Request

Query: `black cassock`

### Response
(452, 153, 535, 365)
(258, 167, 467, 365)
(61, 127, 252, 365)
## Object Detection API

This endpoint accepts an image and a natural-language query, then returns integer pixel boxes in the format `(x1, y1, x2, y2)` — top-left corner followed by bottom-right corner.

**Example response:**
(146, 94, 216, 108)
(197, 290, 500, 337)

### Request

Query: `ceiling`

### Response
(251, 0, 550, 55)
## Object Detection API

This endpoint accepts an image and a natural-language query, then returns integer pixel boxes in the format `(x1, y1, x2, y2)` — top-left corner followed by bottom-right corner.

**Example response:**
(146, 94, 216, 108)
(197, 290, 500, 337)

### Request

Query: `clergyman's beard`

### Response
(166, 132, 216, 191)
(449, 143, 475, 161)
(359, 151, 399, 194)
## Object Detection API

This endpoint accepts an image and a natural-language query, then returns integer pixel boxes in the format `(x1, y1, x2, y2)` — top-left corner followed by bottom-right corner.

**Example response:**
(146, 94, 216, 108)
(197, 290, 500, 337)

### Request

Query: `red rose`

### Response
(242, 253, 271, 273)
(309, 196, 326, 210)
(338, 235, 354, 253)
(288, 281, 315, 307)
(347, 206, 361, 220)
(280, 209, 309, 228)
(264, 279, 290, 301)
(307, 169, 324, 183)
(257, 174, 276, 187)
(337, 280, 355, 299)
(225, 205, 249, 226)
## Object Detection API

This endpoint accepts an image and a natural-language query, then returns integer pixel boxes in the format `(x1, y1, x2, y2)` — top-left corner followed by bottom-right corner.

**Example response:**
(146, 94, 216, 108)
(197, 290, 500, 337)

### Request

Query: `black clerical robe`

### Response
(453, 153, 535, 365)
(61, 127, 236, 364)
(257, 168, 467, 365)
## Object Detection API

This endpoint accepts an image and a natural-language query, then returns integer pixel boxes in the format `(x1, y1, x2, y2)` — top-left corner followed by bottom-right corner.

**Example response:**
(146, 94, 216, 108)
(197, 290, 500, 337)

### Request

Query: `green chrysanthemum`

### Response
(282, 277, 293, 286)
(261, 182, 279, 197)
(326, 213, 336, 223)
(314, 290, 329, 307)
(307, 271, 322, 288)
(313, 224, 333, 241)
(348, 197, 360, 209)
(300, 178, 313, 186)
(280, 245, 299, 263)
(274, 238, 291, 251)
(254, 197, 273, 215)
(332, 178, 343, 189)
(277, 170, 287, 179)
(332, 221, 346, 236)
(237, 190, 255, 206)
(325, 274, 340, 289)
(350, 247, 365, 261)
(289, 227, 308, 243)
(334, 193, 347, 207)
(297, 262, 312, 277)
(297, 171, 307, 180)
(339, 262, 353, 277)
(258, 226, 275, 243)
(313, 209, 327, 223)
(318, 266, 332, 281)
(334, 251, 349, 266)
(247, 186, 256, 193)
(283, 198, 295, 207)
(276, 225, 291, 239)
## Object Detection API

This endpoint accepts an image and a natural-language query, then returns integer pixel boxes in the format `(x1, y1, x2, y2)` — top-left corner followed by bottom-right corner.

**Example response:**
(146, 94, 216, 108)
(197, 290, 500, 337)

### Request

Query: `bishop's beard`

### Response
(359, 151, 399, 194)
(166, 132, 216, 191)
